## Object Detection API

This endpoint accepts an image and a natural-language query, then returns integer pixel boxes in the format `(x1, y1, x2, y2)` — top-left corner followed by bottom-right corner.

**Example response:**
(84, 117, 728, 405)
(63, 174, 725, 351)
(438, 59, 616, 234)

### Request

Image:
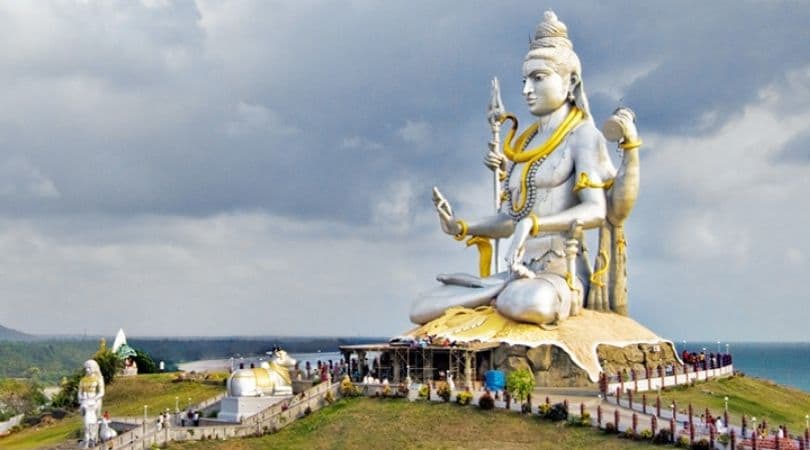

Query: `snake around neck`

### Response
(500, 107, 585, 221)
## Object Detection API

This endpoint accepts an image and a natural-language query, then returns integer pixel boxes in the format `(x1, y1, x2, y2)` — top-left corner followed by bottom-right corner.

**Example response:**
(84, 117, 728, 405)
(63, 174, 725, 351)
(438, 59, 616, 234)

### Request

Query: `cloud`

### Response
(0, 2, 808, 339)
(0, 157, 60, 199)
(226, 101, 299, 137)
(371, 179, 418, 235)
(340, 136, 383, 151)
(397, 120, 432, 147)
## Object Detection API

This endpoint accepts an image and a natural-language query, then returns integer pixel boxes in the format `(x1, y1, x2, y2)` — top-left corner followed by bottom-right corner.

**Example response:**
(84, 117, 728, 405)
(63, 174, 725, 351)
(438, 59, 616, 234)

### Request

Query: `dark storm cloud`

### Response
(1, 1, 806, 223)
(0, 1, 809, 338)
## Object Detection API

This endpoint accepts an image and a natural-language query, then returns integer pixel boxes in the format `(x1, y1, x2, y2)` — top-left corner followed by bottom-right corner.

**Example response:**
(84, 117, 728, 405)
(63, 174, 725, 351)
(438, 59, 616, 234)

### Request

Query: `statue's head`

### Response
(271, 349, 297, 368)
(84, 359, 102, 377)
(522, 11, 589, 117)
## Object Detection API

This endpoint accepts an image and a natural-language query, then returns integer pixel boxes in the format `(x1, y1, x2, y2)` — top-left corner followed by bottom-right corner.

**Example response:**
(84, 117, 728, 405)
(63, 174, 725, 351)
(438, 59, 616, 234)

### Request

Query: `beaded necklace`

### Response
(500, 107, 584, 221)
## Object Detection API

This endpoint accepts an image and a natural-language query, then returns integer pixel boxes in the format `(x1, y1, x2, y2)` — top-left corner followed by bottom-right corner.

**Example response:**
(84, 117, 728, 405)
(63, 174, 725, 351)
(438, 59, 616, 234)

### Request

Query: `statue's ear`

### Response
(569, 73, 580, 95)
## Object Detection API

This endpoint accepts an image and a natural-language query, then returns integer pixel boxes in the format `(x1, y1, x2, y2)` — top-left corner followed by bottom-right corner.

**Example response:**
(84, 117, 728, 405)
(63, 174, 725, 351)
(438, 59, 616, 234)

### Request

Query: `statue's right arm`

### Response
(465, 212, 515, 239)
(433, 187, 515, 239)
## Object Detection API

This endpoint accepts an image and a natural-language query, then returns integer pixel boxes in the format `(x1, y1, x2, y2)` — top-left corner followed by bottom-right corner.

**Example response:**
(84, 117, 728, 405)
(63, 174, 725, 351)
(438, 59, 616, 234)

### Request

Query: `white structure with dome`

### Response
(218, 349, 297, 423)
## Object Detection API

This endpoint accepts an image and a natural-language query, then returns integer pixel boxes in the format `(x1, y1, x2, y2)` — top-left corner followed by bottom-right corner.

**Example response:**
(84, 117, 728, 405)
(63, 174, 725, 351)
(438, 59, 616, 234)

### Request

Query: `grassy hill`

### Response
(659, 375, 810, 432)
(0, 373, 226, 450)
(171, 398, 660, 450)
(0, 324, 32, 341)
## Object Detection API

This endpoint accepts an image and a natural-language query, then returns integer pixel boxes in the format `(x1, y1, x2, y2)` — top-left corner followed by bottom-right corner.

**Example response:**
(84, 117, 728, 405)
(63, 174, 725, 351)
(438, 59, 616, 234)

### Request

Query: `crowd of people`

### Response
(681, 349, 733, 371)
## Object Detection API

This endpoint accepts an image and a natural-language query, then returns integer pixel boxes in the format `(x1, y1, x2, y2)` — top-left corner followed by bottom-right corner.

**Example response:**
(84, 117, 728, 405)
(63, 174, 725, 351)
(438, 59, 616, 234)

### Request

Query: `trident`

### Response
(487, 77, 505, 273)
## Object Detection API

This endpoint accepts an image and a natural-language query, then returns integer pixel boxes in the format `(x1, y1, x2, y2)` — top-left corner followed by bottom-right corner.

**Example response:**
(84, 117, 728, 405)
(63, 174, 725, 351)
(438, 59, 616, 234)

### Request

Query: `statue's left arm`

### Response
(604, 108, 641, 225)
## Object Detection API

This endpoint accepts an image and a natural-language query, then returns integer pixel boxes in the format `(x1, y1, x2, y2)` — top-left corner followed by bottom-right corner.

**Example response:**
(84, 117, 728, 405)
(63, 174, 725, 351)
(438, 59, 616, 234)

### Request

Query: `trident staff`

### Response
(486, 77, 506, 273)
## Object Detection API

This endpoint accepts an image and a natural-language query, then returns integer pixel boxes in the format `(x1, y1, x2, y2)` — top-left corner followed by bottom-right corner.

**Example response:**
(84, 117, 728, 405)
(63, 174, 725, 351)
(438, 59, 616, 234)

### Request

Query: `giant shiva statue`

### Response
(411, 11, 641, 329)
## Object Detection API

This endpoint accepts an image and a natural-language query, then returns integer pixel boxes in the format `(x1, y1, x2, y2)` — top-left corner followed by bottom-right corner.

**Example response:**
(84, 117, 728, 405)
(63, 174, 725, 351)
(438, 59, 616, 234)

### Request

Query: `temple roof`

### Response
(111, 328, 127, 353)
(115, 343, 137, 359)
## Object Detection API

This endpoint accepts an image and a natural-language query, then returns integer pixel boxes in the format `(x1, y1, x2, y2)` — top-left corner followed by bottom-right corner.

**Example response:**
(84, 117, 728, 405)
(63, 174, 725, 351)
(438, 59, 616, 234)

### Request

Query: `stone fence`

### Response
(604, 365, 734, 395)
(93, 382, 338, 450)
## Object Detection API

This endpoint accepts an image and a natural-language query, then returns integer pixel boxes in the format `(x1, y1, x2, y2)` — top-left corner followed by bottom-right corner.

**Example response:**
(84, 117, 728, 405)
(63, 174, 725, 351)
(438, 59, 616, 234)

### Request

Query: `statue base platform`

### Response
(405, 307, 679, 386)
(217, 394, 291, 423)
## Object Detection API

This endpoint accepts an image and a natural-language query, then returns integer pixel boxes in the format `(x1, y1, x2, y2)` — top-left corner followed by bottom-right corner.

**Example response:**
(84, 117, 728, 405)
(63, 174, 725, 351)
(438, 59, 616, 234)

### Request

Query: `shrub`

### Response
(546, 402, 568, 421)
(675, 436, 690, 448)
(418, 385, 429, 399)
(324, 389, 335, 404)
(521, 402, 532, 414)
(382, 385, 392, 398)
(456, 391, 473, 406)
(537, 403, 551, 419)
(398, 384, 409, 397)
(717, 433, 730, 445)
(604, 422, 618, 434)
(567, 413, 591, 427)
(303, 406, 312, 416)
(691, 439, 711, 450)
(133, 349, 158, 374)
(638, 429, 653, 440)
(478, 392, 495, 410)
(92, 339, 122, 385)
(50, 371, 81, 409)
(506, 369, 535, 404)
(339, 376, 360, 397)
(652, 428, 672, 444)
(622, 428, 636, 439)
(436, 382, 451, 402)
(204, 373, 229, 386)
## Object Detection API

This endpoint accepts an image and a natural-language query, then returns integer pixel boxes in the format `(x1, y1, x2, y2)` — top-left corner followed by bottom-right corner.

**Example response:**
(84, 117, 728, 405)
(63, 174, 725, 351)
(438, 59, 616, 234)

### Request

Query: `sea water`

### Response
(686, 342, 810, 393)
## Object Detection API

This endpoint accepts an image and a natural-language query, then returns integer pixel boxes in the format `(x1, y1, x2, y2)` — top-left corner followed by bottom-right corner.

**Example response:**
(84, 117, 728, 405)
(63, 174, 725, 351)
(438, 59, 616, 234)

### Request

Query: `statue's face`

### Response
(85, 364, 93, 375)
(522, 58, 570, 117)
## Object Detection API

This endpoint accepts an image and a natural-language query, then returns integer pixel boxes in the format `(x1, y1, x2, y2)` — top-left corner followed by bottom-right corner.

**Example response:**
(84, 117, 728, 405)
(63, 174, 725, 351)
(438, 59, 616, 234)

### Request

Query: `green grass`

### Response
(170, 397, 661, 450)
(0, 373, 225, 450)
(656, 375, 810, 432)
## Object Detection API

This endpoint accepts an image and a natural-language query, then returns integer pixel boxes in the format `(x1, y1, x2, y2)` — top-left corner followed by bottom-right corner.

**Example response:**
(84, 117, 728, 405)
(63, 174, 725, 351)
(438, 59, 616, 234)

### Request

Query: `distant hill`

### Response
(0, 324, 33, 341)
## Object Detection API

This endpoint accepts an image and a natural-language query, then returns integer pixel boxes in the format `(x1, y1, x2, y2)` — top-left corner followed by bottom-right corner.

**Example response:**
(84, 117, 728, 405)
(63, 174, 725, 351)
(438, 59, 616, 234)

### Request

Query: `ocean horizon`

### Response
(684, 342, 810, 393)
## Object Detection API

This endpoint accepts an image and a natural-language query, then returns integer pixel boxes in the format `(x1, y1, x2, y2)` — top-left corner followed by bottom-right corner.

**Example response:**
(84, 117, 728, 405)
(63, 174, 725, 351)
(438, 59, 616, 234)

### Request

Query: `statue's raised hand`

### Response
(602, 107, 638, 143)
(484, 143, 506, 172)
(432, 187, 461, 235)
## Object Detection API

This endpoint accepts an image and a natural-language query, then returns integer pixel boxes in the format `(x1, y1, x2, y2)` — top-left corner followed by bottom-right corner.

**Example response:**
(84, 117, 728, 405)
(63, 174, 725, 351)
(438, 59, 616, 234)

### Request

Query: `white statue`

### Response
(447, 374, 455, 391)
(226, 349, 297, 397)
(411, 11, 641, 328)
(78, 359, 105, 448)
(99, 414, 118, 442)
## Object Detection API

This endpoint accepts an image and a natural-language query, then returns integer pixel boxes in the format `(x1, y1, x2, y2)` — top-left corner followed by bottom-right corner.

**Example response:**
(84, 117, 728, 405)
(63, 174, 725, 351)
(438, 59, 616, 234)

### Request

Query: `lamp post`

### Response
(716, 341, 720, 354)
(752, 416, 757, 436)
(143, 405, 148, 450)
(187, 397, 191, 410)
(175, 396, 179, 413)
(726, 343, 730, 354)
(805, 414, 808, 430)
(724, 396, 729, 413)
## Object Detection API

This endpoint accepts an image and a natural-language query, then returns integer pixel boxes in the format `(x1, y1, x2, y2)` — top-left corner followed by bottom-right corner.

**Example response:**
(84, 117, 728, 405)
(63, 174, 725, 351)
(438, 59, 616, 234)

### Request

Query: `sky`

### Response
(0, 1, 809, 341)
